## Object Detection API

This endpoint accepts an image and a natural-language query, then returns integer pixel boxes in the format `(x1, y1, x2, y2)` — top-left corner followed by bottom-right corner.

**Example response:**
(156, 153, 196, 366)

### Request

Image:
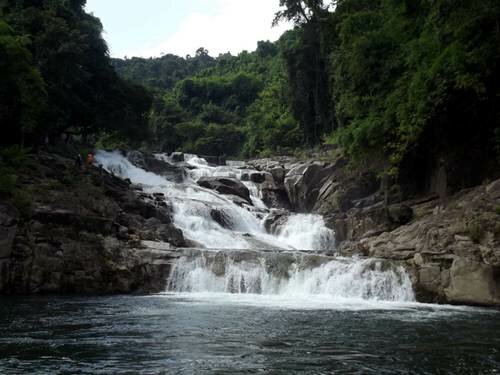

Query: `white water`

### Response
(95, 150, 335, 250)
(167, 254, 415, 303)
(95, 150, 417, 306)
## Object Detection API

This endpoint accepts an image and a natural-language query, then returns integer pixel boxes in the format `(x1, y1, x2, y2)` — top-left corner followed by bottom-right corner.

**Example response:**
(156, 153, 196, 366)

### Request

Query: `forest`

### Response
(1, 0, 500, 194)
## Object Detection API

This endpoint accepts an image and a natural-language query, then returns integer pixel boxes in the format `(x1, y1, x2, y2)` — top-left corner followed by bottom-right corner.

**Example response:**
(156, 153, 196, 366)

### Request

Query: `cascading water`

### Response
(166, 252, 415, 303)
(94, 150, 335, 250)
(95, 150, 416, 304)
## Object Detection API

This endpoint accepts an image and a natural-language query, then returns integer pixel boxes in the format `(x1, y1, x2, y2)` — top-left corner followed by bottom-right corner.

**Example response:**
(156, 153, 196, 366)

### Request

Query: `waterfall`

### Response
(94, 150, 415, 304)
(94, 150, 335, 250)
(166, 253, 415, 302)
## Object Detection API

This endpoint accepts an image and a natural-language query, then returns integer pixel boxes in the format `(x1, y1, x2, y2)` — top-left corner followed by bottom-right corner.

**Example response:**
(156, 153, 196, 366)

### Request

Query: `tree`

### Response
(0, 19, 46, 145)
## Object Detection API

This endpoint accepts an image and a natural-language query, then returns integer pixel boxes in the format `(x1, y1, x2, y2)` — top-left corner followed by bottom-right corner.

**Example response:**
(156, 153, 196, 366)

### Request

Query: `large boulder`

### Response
(197, 177, 252, 205)
(249, 172, 266, 184)
(444, 259, 500, 305)
(127, 150, 147, 169)
(284, 162, 334, 212)
(263, 211, 289, 235)
(127, 151, 186, 182)
(210, 209, 233, 229)
(199, 155, 226, 166)
(169, 152, 184, 163)
(339, 181, 500, 306)
(144, 154, 186, 182)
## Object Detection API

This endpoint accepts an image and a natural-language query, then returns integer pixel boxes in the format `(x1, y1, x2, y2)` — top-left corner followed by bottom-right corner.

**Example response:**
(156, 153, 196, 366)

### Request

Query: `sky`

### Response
(85, 0, 292, 59)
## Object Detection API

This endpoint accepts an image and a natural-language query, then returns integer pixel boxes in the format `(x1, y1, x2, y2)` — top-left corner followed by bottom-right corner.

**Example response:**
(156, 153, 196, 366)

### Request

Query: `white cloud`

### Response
(126, 0, 291, 58)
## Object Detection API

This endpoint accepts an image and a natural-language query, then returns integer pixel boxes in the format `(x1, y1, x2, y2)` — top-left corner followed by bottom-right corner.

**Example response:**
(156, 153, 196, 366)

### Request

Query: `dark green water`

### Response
(0, 295, 499, 374)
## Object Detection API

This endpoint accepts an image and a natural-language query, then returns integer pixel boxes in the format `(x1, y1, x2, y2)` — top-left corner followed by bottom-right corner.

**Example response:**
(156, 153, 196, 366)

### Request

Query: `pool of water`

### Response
(0, 295, 499, 374)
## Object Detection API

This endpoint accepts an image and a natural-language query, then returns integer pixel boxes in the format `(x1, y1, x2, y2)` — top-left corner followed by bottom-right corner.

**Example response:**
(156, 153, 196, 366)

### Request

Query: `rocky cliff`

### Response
(249, 157, 500, 307)
(2, 150, 499, 306)
(0, 152, 186, 294)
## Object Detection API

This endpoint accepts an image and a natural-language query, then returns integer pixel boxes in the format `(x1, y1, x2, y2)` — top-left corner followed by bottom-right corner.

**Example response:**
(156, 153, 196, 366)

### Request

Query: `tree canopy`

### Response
(1, 0, 152, 147)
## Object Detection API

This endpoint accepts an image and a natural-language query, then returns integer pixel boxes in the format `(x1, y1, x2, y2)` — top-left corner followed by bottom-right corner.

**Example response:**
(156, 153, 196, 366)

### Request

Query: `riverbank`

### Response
(1, 150, 499, 307)
(0, 152, 187, 294)
(248, 155, 500, 306)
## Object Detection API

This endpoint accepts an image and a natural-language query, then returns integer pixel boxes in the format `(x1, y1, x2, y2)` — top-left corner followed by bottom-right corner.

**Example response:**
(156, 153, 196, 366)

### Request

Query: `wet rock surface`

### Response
(2, 150, 499, 306)
(127, 150, 186, 182)
(197, 177, 252, 205)
(250, 155, 500, 306)
(337, 181, 500, 306)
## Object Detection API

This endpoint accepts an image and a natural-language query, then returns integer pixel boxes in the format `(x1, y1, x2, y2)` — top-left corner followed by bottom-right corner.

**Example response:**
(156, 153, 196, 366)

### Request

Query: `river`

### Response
(0, 295, 499, 373)
(1, 151, 499, 374)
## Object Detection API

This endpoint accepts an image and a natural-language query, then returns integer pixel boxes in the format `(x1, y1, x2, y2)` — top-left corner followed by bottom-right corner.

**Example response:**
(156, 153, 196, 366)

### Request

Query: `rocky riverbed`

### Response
(248, 156, 500, 306)
(1, 150, 499, 306)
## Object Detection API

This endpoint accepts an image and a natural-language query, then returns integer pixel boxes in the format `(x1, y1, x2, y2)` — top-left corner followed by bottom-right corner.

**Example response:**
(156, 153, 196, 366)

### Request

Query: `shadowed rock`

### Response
(197, 177, 252, 205)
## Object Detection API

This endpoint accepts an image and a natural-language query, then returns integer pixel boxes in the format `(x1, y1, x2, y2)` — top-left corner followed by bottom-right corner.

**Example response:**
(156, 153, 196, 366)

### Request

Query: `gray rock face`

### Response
(197, 177, 252, 205)
(210, 209, 233, 229)
(0, 152, 189, 295)
(127, 150, 147, 169)
(0, 201, 18, 259)
(127, 151, 186, 182)
(444, 259, 500, 305)
(339, 180, 500, 306)
(169, 152, 184, 162)
(249, 172, 266, 184)
(263, 211, 289, 235)
(284, 162, 334, 212)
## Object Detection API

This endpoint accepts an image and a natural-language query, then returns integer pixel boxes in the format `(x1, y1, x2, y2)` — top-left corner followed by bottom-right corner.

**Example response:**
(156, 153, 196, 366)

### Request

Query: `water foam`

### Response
(167, 254, 415, 303)
(95, 150, 335, 250)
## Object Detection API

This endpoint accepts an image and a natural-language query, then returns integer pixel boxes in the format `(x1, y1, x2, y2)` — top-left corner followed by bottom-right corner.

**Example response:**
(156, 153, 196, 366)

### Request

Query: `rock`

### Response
(158, 225, 185, 247)
(388, 204, 414, 225)
(284, 162, 333, 212)
(32, 206, 114, 234)
(169, 152, 184, 162)
(418, 263, 443, 294)
(143, 154, 186, 182)
(263, 211, 289, 234)
(250, 172, 266, 184)
(0, 201, 18, 259)
(127, 151, 147, 169)
(116, 225, 129, 240)
(261, 188, 291, 210)
(127, 151, 186, 182)
(486, 178, 500, 198)
(269, 167, 285, 186)
(241, 173, 250, 182)
(210, 209, 233, 229)
(200, 155, 226, 166)
(139, 217, 186, 247)
(197, 177, 252, 205)
(224, 194, 251, 207)
(444, 259, 500, 305)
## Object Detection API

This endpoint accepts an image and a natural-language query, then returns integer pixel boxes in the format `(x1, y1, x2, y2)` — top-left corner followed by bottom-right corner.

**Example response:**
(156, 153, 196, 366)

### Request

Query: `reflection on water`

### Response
(0, 295, 499, 374)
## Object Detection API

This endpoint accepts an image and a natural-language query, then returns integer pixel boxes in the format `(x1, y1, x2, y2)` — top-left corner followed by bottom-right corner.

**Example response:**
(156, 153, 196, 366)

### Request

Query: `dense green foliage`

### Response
(2, 0, 499, 194)
(114, 0, 500, 191)
(327, 0, 500, 179)
(114, 41, 301, 156)
(0, 0, 152, 147)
